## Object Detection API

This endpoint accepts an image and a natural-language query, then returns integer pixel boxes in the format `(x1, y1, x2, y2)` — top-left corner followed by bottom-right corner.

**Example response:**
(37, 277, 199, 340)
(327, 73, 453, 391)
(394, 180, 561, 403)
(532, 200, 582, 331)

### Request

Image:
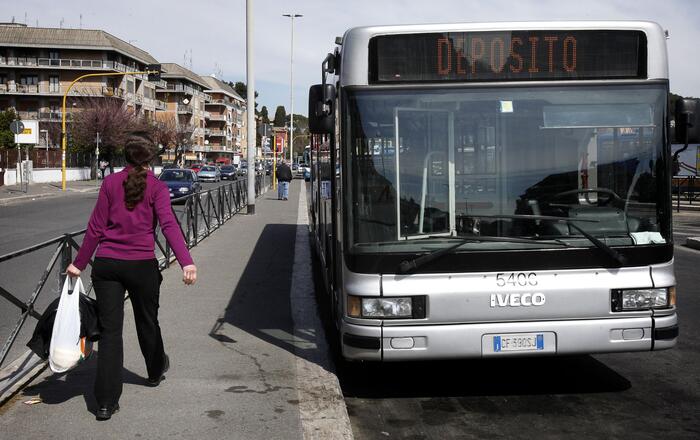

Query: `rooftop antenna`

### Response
(24, 12, 27, 24)
(60, 18, 64, 29)
(11, 16, 15, 24)
(79, 14, 82, 29)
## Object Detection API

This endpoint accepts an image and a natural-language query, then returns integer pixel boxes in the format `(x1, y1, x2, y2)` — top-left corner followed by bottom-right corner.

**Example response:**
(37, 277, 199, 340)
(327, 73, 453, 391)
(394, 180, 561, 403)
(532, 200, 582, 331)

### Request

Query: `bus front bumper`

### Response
(341, 314, 678, 361)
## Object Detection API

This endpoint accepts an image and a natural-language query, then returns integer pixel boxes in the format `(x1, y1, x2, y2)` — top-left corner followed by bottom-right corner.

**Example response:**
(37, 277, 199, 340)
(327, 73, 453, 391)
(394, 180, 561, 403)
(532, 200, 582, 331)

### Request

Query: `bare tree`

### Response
(151, 115, 194, 167)
(71, 98, 146, 174)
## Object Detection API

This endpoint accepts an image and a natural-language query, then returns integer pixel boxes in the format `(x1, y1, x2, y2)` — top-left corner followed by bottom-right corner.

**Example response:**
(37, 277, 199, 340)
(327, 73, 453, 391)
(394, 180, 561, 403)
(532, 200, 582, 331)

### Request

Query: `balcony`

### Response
(176, 104, 193, 114)
(0, 56, 137, 72)
(159, 83, 211, 101)
(0, 83, 124, 98)
(39, 111, 68, 121)
(155, 100, 167, 110)
(206, 98, 233, 106)
(206, 129, 227, 137)
(208, 114, 227, 121)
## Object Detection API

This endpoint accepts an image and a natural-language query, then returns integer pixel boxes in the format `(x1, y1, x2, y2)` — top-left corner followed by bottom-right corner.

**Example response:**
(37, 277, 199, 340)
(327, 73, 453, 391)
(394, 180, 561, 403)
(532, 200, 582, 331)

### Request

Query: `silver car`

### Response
(197, 165, 221, 182)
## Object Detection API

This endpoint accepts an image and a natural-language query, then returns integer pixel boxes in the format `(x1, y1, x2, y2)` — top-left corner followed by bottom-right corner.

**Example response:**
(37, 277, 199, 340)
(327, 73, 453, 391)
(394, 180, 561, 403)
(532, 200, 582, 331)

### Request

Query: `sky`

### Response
(10, 0, 700, 115)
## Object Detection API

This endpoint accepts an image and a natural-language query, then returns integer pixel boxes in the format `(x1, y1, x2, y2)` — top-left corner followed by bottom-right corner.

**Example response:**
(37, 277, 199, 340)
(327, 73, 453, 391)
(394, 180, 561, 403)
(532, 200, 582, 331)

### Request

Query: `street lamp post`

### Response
(59, 68, 159, 190)
(246, 0, 256, 214)
(283, 13, 302, 165)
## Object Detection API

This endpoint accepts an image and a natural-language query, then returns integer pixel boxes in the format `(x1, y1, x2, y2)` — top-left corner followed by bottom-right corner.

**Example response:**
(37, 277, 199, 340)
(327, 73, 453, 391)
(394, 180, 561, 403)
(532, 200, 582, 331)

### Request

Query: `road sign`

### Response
(14, 120, 39, 144)
(9, 120, 24, 135)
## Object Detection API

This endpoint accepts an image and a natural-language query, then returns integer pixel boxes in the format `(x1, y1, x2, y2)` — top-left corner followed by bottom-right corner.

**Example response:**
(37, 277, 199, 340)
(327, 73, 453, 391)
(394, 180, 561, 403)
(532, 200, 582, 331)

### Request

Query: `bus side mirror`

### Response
(674, 98, 700, 144)
(309, 84, 335, 134)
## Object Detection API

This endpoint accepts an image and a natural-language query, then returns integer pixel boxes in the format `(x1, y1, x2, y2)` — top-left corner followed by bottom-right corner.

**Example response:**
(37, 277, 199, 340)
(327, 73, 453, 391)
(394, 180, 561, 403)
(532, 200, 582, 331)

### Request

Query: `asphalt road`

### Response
(332, 219, 700, 439)
(0, 179, 236, 366)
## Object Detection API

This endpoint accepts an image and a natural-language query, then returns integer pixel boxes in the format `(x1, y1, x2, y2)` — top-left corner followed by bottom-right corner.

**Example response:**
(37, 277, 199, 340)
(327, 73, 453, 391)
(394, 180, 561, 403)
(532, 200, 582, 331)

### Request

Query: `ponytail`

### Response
(122, 130, 156, 210)
(123, 165, 148, 210)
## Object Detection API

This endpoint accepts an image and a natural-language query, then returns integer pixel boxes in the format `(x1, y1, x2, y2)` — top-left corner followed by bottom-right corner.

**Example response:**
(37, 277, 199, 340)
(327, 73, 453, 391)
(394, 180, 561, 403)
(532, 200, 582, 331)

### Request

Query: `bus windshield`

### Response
(345, 84, 669, 254)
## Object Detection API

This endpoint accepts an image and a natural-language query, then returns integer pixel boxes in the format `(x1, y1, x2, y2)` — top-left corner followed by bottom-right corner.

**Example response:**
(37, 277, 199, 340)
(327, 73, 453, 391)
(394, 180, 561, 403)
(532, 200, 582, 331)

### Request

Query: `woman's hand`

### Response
(183, 265, 197, 285)
(66, 264, 81, 278)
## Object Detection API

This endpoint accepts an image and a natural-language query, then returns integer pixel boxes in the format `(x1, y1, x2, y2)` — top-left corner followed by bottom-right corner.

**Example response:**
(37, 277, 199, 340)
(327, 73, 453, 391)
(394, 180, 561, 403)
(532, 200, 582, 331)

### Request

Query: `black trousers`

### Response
(91, 257, 165, 406)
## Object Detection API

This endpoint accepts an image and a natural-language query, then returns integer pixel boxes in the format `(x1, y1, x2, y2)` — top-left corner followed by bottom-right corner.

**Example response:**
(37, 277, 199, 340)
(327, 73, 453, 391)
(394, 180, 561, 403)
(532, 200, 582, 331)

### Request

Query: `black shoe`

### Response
(147, 354, 170, 387)
(96, 403, 119, 421)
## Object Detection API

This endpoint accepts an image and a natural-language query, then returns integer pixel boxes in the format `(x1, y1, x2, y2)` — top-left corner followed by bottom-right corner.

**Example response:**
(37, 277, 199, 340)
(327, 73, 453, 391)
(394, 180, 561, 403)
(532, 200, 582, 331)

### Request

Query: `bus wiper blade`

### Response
(460, 214, 627, 267)
(398, 235, 569, 274)
(567, 223, 628, 267)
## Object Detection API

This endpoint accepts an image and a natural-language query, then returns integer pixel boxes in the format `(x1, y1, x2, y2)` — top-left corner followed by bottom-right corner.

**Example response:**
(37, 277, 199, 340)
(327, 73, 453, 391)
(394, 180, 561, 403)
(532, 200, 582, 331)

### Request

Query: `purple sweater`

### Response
(73, 167, 194, 270)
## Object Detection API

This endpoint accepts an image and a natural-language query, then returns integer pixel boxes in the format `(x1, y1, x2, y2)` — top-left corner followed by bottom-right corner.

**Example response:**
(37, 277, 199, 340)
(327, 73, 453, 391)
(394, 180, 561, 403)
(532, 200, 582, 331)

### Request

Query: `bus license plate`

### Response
(493, 333, 544, 352)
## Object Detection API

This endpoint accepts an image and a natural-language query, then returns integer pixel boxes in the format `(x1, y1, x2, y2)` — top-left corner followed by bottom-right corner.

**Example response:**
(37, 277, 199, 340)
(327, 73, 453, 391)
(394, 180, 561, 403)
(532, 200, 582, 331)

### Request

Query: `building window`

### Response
(49, 76, 60, 93)
(49, 50, 59, 60)
(0, 75, 6, 85)
(20, 75, 39, 85)
(126, 80, 135, 93)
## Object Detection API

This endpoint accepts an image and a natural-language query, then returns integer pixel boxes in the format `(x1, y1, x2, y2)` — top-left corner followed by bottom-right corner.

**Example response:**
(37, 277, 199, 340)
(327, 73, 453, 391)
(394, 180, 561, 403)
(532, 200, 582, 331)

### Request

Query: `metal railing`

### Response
(0, 57, 131, 72)
(673, 175, 700, 212)
(0, 83, 124, 98)
(0, 175, 271, 369)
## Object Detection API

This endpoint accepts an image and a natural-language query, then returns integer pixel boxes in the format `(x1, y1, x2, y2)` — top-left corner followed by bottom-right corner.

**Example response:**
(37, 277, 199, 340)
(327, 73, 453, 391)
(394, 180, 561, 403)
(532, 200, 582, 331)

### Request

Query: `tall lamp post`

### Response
(246, 0, 256, 214)
(283, 13, 302, 164)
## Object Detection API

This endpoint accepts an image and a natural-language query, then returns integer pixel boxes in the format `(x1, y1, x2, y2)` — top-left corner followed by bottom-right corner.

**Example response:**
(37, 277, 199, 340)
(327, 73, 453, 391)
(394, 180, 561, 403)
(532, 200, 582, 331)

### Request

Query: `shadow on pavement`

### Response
(210, 223, 331, 369)
(20, 353, 146, 414)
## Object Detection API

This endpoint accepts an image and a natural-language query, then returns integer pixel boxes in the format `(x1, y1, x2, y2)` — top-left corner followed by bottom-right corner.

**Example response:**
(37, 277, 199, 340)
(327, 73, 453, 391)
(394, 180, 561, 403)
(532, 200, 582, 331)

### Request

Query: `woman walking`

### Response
(66, 131, 197, 421)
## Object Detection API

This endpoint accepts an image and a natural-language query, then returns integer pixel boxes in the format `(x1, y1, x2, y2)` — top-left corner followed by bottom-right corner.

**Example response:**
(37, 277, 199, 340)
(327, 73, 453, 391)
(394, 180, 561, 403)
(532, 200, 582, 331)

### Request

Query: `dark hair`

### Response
(123, 131, 157, 210)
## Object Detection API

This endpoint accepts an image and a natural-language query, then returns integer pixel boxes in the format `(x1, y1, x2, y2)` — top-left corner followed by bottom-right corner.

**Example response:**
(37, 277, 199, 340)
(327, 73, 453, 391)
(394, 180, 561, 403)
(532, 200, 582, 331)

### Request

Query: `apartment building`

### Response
(0, 22, 164, 145)
(157, 63, 211, 163)
(199, 75, 246, 164)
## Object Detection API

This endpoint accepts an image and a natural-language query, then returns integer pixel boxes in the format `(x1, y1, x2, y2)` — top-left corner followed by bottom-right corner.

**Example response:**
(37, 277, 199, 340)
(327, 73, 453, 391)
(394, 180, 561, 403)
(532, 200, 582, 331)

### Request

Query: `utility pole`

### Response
(246, 0, 256, 214)
(283, 13, 302, 164)
(95, 131, 100, 183)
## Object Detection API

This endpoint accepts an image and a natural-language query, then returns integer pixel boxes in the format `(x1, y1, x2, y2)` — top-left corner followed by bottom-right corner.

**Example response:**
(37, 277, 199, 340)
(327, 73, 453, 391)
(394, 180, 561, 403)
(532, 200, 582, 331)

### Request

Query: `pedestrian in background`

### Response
(66, 130, 197, 421)
(276, 160, 293, 200)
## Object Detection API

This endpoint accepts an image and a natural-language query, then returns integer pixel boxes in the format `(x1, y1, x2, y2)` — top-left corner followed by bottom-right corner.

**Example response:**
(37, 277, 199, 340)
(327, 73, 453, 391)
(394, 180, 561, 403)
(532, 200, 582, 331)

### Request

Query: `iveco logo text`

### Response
(490, 293, 546, 307)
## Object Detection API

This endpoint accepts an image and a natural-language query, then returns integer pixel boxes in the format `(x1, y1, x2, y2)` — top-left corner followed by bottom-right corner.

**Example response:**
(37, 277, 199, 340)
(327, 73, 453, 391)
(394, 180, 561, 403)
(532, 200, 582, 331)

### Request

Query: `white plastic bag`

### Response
(49, 277, 91, 373)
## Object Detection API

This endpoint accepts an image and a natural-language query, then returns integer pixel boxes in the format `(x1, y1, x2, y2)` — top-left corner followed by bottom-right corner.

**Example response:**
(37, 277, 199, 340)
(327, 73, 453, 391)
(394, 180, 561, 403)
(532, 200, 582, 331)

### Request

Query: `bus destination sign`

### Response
(370, 30, 646, 83)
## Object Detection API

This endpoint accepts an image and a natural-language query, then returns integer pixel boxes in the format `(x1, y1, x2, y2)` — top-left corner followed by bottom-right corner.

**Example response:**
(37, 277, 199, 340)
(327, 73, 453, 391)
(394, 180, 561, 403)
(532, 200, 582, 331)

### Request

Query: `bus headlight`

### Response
(612, 288, 673, 311)
(347, 296, 426, 319)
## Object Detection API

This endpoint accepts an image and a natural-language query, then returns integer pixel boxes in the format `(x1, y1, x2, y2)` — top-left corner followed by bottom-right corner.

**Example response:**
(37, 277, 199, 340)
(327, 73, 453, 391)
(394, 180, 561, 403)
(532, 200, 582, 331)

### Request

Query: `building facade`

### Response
(0, 22, 164, 147)
(157, 63, 212, 164)
(200, 75, 245, 164)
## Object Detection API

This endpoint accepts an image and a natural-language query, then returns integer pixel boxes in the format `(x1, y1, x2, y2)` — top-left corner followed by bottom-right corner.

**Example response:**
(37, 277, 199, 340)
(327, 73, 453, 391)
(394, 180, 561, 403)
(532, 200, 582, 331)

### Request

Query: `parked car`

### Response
(159, 169, 200, 203)
(220, 165, 238, 181)
(162, 163, 178, 170)
(198, 165, 221, 182)
(239, 165, 248, 176)
(302, 165, 311, 181)
(189, 163, 204, 174)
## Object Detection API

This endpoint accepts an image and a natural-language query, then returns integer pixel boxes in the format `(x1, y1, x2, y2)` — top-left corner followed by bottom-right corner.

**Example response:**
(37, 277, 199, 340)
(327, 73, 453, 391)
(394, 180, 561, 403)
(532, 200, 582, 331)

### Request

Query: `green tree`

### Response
(273, 106, 287, 127)
(0, 108, 19, 149)
(227, 81, 259, 111)
(260, 106, 270, 124)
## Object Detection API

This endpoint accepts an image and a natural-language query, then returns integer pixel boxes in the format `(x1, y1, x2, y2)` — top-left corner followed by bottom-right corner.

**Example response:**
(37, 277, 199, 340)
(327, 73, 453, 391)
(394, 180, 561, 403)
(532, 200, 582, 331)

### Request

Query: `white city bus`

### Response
(307, 22, 679, 361)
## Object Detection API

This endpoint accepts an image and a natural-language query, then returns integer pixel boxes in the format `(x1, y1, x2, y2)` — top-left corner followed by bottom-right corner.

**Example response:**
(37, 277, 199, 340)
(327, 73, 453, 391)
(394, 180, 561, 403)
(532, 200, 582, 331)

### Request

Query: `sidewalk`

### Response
(0, 180, 101, 206)
(0, 181, 351, 439)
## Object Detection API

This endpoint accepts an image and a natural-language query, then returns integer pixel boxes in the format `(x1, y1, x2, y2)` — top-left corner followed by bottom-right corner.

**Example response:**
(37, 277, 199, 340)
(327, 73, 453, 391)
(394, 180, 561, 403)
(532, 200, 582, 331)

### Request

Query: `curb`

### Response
(0, 186, 100, 206)
(292, 182, 353, 439)
(0, 351, 46, 406)
(687, 237, 700, 250)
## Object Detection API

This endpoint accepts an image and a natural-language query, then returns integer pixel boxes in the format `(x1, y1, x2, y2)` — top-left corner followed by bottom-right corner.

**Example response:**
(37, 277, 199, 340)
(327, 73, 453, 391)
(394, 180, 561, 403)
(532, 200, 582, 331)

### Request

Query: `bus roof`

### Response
(338, 21, 668, 87)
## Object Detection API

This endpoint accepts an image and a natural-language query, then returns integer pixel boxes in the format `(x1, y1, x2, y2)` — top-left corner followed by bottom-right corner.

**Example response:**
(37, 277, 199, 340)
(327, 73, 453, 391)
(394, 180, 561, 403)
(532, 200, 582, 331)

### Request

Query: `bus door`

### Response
(394, 108, 455, 239)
